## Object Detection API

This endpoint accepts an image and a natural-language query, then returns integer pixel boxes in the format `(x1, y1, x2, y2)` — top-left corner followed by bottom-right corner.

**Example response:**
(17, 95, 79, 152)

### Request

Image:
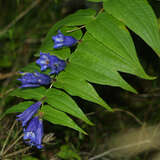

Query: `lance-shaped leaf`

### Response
(37, 27, 82, 60)
(53, 11, 154, 110)
(45, 88, 93, 125)
(36, 9, 96, 59)
(41, 105, 87, 134)
(86, 12, 153, 80)
(103, 0, 160, 56)
(10, 87, 46, 100)
(88, 0, 102, 2)
(10, 87, 93, 125)
(66, 32, 137, 93)
(52, 8, 96, 28)
(0, 101, 34, 120)
(54, 71, 112, 111)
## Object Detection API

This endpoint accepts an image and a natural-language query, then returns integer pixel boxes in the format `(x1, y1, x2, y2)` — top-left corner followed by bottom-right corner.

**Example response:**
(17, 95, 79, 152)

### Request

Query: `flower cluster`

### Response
(17, 102, 43, 149)
(16, 30, 77, 149)
(36, 52, 66, 75)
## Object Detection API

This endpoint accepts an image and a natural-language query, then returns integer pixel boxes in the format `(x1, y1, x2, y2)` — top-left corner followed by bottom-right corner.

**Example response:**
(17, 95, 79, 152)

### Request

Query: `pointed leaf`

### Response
(41, 105, 87, 134)
(5, 101, 34, 114)
(67, 32, 137, 93)
(21, 62, 41, 72)
(10, 87, 46, 100)
(57, 145, 81, 160)
(37, 27, 82, 60)
(88, 0, 102, 2)
(54, 71, 112, 111)
(46, 88, 93, 125)
(0, 101, 34, 120)
(53, 9, 96, 27)
(86, 12, 153, 79)
(36, 8, 96, 59)
(103, 0, 160, 56)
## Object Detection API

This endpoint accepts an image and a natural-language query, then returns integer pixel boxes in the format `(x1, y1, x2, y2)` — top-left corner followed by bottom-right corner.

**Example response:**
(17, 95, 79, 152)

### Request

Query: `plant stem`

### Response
(0, 120, 17, 155)
(3, 134, 24, 155)
(88, 140, 150, 160)
(4, 146, 31, 158)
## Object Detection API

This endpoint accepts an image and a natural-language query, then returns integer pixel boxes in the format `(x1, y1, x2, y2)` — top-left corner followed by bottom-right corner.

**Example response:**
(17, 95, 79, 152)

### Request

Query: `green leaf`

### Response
(5, 101, 34, 114)
(88, 0, 102, 2)
(41, 105, 87, 134)
(53, 11, 154, 111)
(45, 88, 93, 125)
(86, 12, 153, 80)
(10, 87, 46, 100)
(0, 101, 34, 120)
(10, 86, 92, 125)
(21, 62, 41, 72)
(36, 9, 96, 59)
(21, 62, 51, 75)
(67, 32, 137, 93)
(103, 0, 160, 56)
(158, 18, 160, 30)
(57, 145, 81, 160)
(36, 26, 82, 60)
(22, 156, 38, 160)
(54, 71, 112, 111)
(52, 9, 96, 27)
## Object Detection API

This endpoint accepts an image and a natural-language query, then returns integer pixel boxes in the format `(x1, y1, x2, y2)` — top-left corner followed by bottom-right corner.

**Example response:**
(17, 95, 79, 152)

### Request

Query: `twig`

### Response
(0, 72, 18, 80)
(4, 146, 31, 158)
(12, 127, 23, 142)
(113, 108, 143, 126)
(98, 8, 104, 15)
(0, 120, 17, 155)
(0, 88, 15, 98)
(88, 140, 150, 160)
(102, 158, 110, 160)
(3, 134, 24, 155)
(0, 0, 41, 37)
(138, 93, 160, 98)
(66, 26, 85, 33)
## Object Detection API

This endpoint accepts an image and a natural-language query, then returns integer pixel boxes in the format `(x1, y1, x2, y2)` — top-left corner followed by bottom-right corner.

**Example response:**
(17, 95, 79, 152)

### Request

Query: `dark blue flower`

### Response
(49, 55, 66, 75)
(23, 116, 43, 149)
(17, 102, 42, 127)
(52, 30, 77, 49)
(36, 53, 66, 75)
(36, 52, 50, 71)
(18, 72, 51, 88)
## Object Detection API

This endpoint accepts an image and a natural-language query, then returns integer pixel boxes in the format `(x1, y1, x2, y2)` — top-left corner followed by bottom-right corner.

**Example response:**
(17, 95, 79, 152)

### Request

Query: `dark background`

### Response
(0, 0, 160, 159)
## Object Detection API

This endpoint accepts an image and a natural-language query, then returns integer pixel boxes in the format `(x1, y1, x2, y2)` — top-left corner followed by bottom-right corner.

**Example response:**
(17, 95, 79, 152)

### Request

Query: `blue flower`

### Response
(36, 53, 66, 75)
(52, 30, 77, 49)
(49, 55, 66, 75)
(17, 102, 42, 127)
(18, 72, 51, 88)
(23, 116, 43, 149)
(36, 52, 50, 71)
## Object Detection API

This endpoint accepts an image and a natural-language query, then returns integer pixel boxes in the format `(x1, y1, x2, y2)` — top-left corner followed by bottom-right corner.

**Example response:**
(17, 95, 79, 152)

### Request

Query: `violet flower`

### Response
(18, 72, 51, 88)
(36, 53, 66, 75)
(17, 102, 42, 127)
(52, 30, 77, 49)
(23, 116, 43, 149)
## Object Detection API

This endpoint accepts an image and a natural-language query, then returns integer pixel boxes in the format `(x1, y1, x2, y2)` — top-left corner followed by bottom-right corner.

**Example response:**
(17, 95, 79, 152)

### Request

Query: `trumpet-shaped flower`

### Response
(49, 55, 66, 75)
(52, 30, 77, 49)
(36, 53, 66, 75)
(18, 72, 51, 88)
(17, 102, 42, 127)
(23, 116, 43, 149)
(36, 52, 51, 71)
